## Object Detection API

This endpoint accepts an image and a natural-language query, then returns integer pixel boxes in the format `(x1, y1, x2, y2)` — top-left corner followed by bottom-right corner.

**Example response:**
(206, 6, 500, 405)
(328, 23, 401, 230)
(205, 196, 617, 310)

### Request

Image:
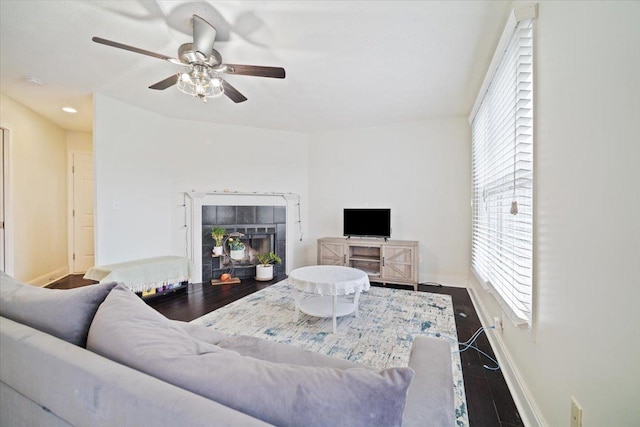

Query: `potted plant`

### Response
(255, 251, 282, 281)
(211, 226, 225, 256)
(228, 237, 245, 260)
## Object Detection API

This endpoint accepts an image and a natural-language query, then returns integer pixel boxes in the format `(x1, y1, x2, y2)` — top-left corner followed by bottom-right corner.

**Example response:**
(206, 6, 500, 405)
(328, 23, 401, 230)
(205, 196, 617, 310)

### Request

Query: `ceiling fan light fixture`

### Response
(92, 13, 284, 104)
(177, 66, 224, 102)
(211, 76, 223, 88)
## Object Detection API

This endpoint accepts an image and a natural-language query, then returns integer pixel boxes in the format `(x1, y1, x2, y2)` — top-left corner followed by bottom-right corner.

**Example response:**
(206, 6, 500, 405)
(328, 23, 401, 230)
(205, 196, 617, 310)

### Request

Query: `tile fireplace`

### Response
(202, 205, 286, 282)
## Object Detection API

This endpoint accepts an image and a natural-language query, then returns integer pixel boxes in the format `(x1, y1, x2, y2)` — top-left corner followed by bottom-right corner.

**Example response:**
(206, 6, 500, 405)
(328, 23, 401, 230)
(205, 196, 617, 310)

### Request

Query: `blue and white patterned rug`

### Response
(191, 279, 468, 426)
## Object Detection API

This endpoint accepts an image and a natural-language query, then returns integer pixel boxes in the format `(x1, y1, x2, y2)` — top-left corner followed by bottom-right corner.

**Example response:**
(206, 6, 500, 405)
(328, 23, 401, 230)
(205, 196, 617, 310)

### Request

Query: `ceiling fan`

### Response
(92, 14, 285, 103)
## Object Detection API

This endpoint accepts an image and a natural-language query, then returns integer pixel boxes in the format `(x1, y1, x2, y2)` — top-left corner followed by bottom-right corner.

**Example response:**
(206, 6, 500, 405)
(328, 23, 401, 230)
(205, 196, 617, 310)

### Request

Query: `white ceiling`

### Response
(0, 1, 511, 133)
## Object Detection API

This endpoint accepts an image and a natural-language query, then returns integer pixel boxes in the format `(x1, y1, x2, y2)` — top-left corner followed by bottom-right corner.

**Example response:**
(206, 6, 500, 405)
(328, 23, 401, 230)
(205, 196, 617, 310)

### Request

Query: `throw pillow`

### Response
(88, 285, 414, 427)
(0, 272, 117, 347)
(216, 334, 364, 370)
(178, 321, 361, 369)
(175, 320, 230, 344)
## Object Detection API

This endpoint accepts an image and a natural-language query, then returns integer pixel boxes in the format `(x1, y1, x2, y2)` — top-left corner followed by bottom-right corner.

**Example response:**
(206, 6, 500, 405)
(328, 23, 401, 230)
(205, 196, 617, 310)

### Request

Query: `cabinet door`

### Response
(318, 241, 346, 265)
(382, 245, 416, 283)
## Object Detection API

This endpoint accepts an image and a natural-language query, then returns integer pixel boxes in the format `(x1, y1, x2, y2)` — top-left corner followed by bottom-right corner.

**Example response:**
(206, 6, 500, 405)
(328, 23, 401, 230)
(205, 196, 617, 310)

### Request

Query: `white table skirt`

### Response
(84, 256, 192, 293)
(288, 265, 370, 296)
(289, 265, 370, 334)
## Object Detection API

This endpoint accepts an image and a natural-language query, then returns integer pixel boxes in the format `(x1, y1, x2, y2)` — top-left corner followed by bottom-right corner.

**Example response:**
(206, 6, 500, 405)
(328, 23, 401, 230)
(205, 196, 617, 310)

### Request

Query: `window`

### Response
(470, 15, 534, 326)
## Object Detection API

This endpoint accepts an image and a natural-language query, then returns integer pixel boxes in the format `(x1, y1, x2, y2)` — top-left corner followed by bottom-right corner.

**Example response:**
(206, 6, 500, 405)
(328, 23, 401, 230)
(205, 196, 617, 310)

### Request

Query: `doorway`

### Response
(70, 151, 94, 273)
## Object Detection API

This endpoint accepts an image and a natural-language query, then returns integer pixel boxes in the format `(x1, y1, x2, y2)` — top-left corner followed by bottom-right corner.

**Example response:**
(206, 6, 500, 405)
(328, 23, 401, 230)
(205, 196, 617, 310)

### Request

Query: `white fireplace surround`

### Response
(185, 191, 300, 283)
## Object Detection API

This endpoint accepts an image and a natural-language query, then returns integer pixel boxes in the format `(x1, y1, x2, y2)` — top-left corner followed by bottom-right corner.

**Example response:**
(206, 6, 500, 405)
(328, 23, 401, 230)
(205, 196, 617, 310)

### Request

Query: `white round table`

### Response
(288, 265, 370, 334)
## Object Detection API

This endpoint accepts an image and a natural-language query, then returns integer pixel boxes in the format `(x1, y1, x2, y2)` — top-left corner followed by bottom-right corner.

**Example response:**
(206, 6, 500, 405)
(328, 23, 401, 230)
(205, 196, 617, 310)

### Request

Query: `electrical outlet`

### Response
(493, 316, 503, 332)
(570, 397, 583, 427)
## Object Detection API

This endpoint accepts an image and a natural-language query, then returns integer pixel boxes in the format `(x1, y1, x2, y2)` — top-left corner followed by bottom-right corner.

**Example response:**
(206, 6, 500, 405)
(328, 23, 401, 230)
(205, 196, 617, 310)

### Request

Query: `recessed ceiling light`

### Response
(62, 107, 77, 114)
(24, 76, 44, 86)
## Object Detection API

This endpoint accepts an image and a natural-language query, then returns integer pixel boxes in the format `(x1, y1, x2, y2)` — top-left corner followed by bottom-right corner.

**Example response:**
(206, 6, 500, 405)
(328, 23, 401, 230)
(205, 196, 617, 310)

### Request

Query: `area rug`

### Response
(191, 279, 469, 426)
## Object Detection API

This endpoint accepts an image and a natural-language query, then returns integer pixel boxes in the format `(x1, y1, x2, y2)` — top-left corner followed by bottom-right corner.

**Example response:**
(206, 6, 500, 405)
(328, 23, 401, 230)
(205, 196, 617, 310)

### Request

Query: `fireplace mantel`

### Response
(185, 191, 300, 283)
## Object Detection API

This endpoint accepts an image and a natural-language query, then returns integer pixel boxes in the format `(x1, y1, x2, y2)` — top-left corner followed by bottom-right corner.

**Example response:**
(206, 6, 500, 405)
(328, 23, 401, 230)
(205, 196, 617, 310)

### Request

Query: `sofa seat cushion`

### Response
(0, 272, 117, 346)
(88, 285, 414, 427)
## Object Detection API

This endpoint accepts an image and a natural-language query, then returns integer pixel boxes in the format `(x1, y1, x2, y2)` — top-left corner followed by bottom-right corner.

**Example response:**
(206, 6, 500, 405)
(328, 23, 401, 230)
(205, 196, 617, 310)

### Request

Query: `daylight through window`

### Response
(470, 18, 534, 326)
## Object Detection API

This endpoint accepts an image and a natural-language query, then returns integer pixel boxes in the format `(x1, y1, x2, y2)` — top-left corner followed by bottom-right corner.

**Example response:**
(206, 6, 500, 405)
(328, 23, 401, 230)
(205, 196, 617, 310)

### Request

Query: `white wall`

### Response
(93, 94, 310, 267)
(0, 92, 68, 284)
(469, 2, 640, 426)
(66, 131, 92, 152)
(308, 118, 470, 285)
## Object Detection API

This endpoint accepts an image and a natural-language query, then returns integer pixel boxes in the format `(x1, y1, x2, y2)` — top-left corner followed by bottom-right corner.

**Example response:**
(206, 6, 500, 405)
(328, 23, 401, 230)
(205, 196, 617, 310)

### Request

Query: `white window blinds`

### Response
(470, 18, 534, 326)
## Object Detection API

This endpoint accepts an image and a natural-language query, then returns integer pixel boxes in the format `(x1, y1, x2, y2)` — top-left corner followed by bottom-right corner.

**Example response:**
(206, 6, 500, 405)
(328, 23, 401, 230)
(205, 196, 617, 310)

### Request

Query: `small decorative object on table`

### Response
(211, 226, 225, 256)
(255, 251, 282, 281)
(228, 237, 245, 260)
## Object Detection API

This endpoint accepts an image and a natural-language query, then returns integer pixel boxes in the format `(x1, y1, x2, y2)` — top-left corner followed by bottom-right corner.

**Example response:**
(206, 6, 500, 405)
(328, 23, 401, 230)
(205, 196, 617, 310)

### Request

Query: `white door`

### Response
(72, 152, 94, 273)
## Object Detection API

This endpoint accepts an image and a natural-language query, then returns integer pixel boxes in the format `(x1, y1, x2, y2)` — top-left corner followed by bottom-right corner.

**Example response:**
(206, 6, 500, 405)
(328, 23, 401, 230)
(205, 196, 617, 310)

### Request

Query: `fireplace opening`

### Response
(218, 226, 276, 269)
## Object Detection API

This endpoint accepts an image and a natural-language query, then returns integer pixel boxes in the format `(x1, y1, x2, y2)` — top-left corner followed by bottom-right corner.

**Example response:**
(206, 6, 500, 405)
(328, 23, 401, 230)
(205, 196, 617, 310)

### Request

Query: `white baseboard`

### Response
(27, 266, 70, 287)
(467, 287, 546, 427)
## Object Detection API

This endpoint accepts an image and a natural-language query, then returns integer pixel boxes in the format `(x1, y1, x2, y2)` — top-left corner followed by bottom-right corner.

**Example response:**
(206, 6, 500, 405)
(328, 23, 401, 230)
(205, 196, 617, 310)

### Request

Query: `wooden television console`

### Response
(317, 237, 419, 291)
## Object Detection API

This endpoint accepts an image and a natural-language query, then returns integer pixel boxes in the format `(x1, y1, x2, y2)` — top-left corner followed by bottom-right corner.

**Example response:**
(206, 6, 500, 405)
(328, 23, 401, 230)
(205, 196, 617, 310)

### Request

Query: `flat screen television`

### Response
(343, 208, 391, 239)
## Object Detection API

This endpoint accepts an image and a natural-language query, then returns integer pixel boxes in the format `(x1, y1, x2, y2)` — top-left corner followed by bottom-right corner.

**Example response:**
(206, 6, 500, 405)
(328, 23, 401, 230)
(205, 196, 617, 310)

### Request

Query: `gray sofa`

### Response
(0, 272, 454, 426)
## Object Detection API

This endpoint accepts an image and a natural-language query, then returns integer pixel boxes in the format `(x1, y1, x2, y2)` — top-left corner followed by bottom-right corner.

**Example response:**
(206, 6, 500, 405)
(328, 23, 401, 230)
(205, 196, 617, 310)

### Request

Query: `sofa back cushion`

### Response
(0, 272, 116, 347)
(88, 285, 414, 427)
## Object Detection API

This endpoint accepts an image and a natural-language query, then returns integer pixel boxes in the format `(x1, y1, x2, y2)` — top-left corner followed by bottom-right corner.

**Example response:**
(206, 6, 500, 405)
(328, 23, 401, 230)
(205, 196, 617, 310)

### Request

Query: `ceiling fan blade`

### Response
(92, 37, 180, 64)
(149, 74, 179, 90)
(222, 80, 248, 103)
(192, 14, 216, 60)
(224, 64, 286, 79)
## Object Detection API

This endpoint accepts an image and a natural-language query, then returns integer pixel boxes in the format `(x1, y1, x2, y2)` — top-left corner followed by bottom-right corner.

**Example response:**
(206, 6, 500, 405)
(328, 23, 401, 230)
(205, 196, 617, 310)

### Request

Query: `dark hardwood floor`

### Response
(49, 274, 523, 427)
